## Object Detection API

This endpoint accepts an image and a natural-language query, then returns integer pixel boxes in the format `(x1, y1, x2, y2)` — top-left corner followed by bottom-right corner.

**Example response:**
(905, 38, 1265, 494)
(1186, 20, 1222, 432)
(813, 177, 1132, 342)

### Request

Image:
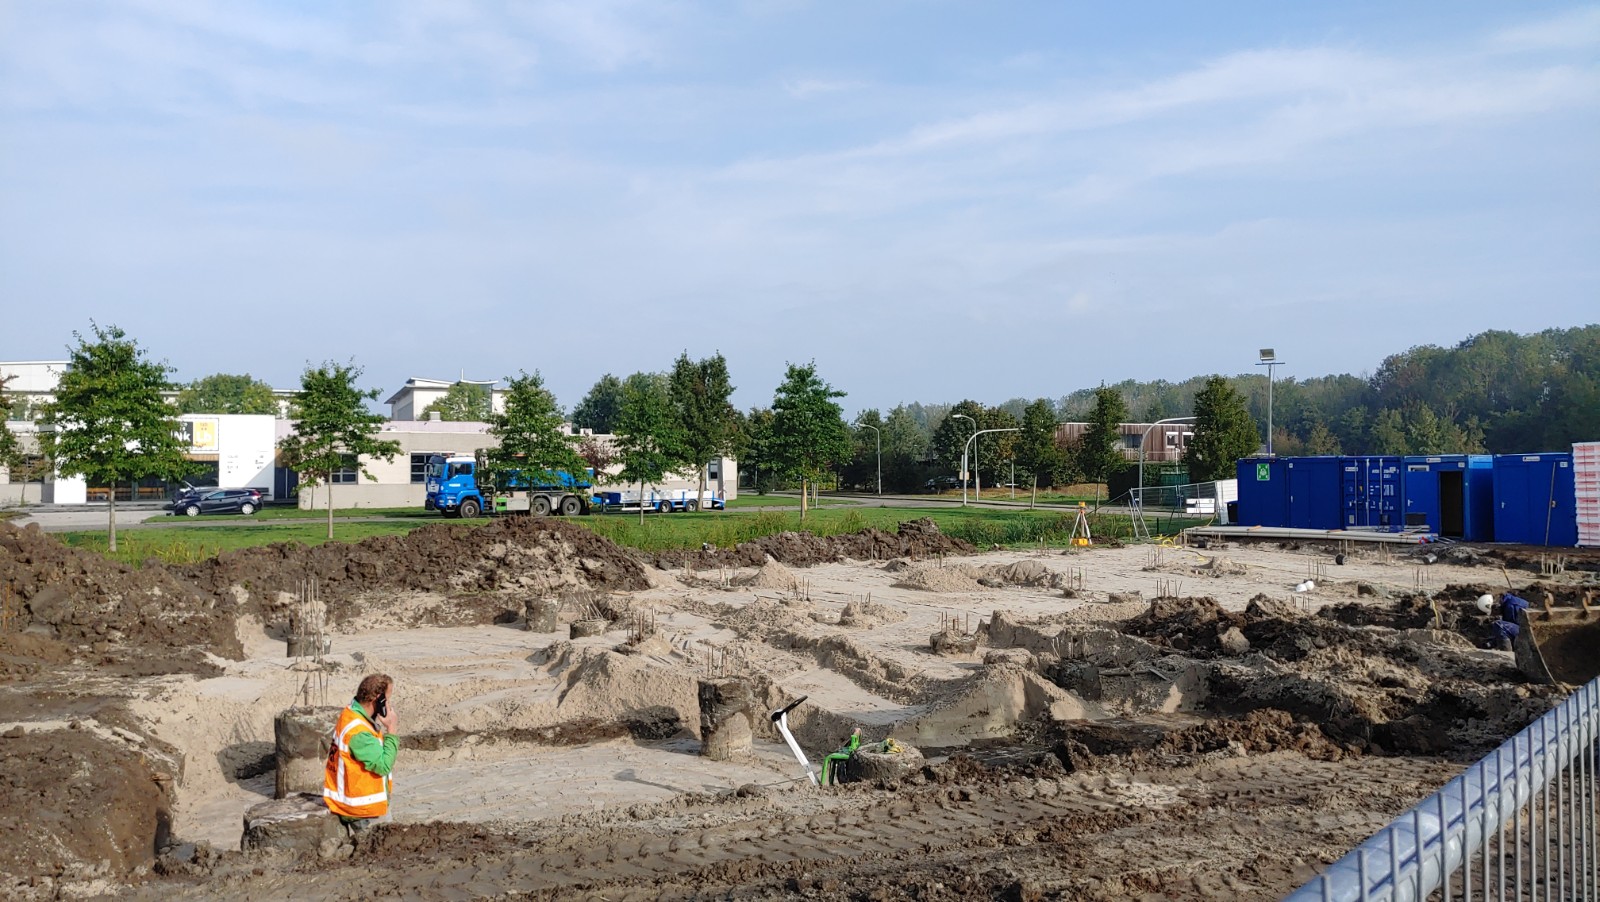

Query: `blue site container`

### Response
(1402, 455, 1494, 541)
(1341, 456, 1405, 532)
(1285, 456, 1344, 529)
(1492, 453, 1579, 546)
(1236, 458, 1289, 527)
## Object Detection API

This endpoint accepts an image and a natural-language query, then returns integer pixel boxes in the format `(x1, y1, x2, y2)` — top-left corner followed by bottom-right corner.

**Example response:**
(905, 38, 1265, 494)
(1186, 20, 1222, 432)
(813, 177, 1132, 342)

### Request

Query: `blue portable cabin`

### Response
(1284, 456, 1344, 529)
(1235, 458, 1290, 527)
(1402, 455, 1494, 541)
(1340, 456, 1406, 532)
(1491, 452, 1579, 546)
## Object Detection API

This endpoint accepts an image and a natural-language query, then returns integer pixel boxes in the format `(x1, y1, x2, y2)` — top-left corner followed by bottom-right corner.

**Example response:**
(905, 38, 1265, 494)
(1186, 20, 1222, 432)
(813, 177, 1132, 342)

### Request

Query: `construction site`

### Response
(1, 515, 1597, 901)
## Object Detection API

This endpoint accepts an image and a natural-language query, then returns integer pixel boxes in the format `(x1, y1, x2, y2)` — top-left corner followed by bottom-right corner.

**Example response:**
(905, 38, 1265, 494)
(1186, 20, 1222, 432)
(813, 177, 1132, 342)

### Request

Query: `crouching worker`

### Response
(1483, 593, 1529, 650)
(324, 674, 400, 835)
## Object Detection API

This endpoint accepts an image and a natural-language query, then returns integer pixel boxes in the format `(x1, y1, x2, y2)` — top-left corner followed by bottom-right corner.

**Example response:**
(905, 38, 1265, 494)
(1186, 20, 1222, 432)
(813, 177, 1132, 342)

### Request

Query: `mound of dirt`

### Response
(0, 723, 179, 893)
(176, 518, 651, 630)
(0, 633, 73, 682)
(738, 558, 798, 591)
(837, 598, 905, 629)
(893, 563, 983, 592)
(1122, 597, 1245, 655)
(1318, 594, 1477, 635)
(0, 523, 243, 666)
(655, 518, 973, 569)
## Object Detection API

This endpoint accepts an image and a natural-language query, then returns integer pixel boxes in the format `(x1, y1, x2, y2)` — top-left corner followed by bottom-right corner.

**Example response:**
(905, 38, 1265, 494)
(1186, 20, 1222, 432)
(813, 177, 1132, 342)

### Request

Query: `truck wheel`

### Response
(560, 496, 581, 516)
(685, 499, 698, 512)
(460, 499, 481, 519)
(657, 500, 673, 513)
(533, 496, 552, 516)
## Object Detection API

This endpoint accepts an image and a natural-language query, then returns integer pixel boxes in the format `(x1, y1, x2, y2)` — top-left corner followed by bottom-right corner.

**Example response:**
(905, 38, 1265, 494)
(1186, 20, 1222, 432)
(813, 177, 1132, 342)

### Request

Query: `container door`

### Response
(1438, 470, 1465, 538)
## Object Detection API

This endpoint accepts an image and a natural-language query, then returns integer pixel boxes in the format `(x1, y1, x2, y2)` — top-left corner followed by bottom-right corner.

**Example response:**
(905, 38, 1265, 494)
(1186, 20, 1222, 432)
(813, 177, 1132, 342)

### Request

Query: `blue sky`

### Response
(2, 1, 1596, 415)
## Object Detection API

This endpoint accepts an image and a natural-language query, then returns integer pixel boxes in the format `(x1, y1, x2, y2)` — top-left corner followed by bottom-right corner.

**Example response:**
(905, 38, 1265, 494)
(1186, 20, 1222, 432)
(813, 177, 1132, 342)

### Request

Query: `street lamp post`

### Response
(1256, 349, 1286, 456)
(1138, 416, 1197, 510)
(962, 428, 1020, 507)
(850, 422, 881, 496)
(951, 413, 976, 504)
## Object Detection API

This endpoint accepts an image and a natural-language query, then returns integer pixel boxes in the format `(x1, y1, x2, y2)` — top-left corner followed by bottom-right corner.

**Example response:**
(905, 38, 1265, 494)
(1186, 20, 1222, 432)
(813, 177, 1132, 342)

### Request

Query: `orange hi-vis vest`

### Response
(323, 705, 391, 818)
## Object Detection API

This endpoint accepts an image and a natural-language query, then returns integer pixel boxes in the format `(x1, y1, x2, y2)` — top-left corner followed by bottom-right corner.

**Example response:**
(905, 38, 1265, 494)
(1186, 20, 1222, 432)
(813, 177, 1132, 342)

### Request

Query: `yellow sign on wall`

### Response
(180, 418, 219, 452)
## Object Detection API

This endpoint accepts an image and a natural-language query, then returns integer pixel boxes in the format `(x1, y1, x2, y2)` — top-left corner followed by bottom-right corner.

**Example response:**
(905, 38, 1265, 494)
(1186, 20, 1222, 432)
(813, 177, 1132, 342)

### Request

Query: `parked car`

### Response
(169, 488, 262, 516)
(922, 476, 967, 493)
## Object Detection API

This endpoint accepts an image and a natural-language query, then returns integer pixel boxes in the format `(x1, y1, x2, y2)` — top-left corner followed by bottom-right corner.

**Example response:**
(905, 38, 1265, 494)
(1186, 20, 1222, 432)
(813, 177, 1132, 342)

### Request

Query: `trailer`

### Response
(423, 452, 592, 518)
(593, 488, 725, 514)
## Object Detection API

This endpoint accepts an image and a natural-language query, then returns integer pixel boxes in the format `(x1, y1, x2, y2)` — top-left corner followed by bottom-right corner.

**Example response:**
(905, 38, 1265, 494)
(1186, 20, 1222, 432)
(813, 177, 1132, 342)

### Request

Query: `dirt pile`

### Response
(0, 523, 242, 669)
(176, 518, 651, 628)
(1122, 596, 1246, 655)
(895, 558, 1069, 593)
(655, 518, 973, 568)
(0, 719, 180, 897)
(738, 558, 799, 590)
(837, 598, 905, 628)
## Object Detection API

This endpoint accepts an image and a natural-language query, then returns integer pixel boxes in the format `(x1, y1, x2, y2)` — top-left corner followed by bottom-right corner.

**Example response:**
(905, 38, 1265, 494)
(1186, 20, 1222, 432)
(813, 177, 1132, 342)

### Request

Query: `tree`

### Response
(768, 362, 850, 521)
(1304, 421, 1342, 455)
(1014, 399, 1064, 508)
(0, 374, 22, 496)
(880, 405, 930, 493)
(277, 362, 401, 539)
(740, 407, 778, 494)
(175, 373, 279, 415)
(667, 352, 740, 512)
(1184, 376, 1260, 481)
(419, 381, 492, 422)
(931, 400, 984, 476)
(486, 371, 589, 500)
(976, 405, 1020, 491)
(613, 372, 686, 523)
(572, 374, 625, 434)
(38, 325, 195, 551)
(1076, 386, 1129, 500)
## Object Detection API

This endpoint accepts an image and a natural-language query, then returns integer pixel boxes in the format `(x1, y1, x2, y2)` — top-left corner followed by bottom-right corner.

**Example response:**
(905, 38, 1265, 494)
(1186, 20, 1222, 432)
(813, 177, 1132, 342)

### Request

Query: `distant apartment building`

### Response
(1054, 422, 1193, 463)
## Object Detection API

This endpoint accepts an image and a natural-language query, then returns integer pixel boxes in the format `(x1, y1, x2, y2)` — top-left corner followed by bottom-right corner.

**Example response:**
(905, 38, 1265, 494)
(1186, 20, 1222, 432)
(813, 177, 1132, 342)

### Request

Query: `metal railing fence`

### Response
(1285, 677, 1599, 901)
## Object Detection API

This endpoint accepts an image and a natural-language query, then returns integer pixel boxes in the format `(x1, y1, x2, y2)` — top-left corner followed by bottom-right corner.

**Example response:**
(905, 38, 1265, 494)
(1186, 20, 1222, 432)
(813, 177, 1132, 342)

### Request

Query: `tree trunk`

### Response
(697, 463, 707, 515)
(326, 478, 334, 541)
(107, 481, 118, 553)
(1030, 476, 1037, 511)
(799, 477, 808, 522)
(638, 478, 645, 525)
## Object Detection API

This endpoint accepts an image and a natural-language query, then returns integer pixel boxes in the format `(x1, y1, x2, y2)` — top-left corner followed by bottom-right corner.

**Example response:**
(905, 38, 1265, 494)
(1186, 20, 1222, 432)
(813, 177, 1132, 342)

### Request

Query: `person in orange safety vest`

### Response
(324, 673, 400, 833)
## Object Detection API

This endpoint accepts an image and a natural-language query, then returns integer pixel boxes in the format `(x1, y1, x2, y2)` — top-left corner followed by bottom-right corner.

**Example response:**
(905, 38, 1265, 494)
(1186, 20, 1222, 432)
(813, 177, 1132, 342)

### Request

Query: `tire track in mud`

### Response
(140, 753, 1460, 901)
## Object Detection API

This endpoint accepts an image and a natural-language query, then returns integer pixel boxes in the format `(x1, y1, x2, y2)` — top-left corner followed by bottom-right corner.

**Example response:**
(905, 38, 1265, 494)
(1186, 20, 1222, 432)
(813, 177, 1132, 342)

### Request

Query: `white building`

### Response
(383, 377, 505, 422)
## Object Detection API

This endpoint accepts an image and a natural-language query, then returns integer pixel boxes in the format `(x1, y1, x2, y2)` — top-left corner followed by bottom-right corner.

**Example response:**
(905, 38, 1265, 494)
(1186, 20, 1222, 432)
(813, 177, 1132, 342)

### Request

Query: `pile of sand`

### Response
(892, 563, 984, 592)
(837, 598, 906, 629)
(738, 558, 799, 591)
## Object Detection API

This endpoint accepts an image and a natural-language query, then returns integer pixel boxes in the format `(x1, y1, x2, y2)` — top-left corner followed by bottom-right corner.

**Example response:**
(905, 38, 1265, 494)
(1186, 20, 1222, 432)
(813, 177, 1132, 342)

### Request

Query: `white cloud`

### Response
(1489, 5, 1600, 52)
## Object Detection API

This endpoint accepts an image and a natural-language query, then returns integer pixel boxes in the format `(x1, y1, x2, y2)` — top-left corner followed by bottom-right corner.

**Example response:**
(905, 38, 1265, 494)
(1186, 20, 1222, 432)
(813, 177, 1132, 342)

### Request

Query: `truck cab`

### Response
(424, 455, 485, 517)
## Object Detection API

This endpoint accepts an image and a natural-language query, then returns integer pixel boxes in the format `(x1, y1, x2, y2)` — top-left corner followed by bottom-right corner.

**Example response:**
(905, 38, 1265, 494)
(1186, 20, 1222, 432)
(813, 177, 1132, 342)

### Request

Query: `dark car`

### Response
(169, 488, 262, 516)
(922, 476, 967, 493)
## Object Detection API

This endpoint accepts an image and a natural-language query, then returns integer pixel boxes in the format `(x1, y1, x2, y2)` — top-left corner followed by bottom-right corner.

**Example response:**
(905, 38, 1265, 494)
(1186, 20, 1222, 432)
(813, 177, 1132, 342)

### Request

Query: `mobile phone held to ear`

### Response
(374, 694, 388, 719)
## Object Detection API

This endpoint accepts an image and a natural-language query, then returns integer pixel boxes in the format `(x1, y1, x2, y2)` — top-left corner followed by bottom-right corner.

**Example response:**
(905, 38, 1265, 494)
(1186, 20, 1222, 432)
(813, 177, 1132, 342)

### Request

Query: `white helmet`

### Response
(1476, 594, 1495, 614)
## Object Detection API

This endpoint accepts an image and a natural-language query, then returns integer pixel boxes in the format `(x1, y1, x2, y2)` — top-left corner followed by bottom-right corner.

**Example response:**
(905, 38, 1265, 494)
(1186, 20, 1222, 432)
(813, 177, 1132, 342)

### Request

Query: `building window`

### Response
(411, 453, 435, 484)
(1165, 431, 1181, 448)
(332, 455, 360, 484)
(707, 461, 721, 481)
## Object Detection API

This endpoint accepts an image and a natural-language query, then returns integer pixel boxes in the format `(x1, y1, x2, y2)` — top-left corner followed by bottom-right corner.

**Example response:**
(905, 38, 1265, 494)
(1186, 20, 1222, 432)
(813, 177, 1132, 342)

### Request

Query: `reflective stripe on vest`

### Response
(323, 706, 390, 817)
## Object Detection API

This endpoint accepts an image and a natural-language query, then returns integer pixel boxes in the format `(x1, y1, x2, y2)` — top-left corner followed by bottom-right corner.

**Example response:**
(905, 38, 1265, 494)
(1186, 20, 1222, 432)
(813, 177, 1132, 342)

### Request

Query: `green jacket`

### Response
(347, 700, 400, 777)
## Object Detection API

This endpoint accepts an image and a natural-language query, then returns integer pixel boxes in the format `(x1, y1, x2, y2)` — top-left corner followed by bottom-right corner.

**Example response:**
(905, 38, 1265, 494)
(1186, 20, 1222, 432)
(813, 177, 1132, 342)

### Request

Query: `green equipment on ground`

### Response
(819, 729, 861, 786)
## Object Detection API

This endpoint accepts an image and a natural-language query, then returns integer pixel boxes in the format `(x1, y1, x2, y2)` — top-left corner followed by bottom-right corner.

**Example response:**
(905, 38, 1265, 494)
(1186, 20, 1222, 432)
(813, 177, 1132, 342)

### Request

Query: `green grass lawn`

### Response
(719, 494, 843, 509)
(203, 505, 433, 521)
(58, 521, 441, 565)
(60, 506, 1205, 565)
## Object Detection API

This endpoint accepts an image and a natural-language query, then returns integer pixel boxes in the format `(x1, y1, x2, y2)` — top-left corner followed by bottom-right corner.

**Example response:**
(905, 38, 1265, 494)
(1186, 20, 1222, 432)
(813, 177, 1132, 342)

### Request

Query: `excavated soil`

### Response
(653, 517, 973, 568)
(1, 522, 1592, 900)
